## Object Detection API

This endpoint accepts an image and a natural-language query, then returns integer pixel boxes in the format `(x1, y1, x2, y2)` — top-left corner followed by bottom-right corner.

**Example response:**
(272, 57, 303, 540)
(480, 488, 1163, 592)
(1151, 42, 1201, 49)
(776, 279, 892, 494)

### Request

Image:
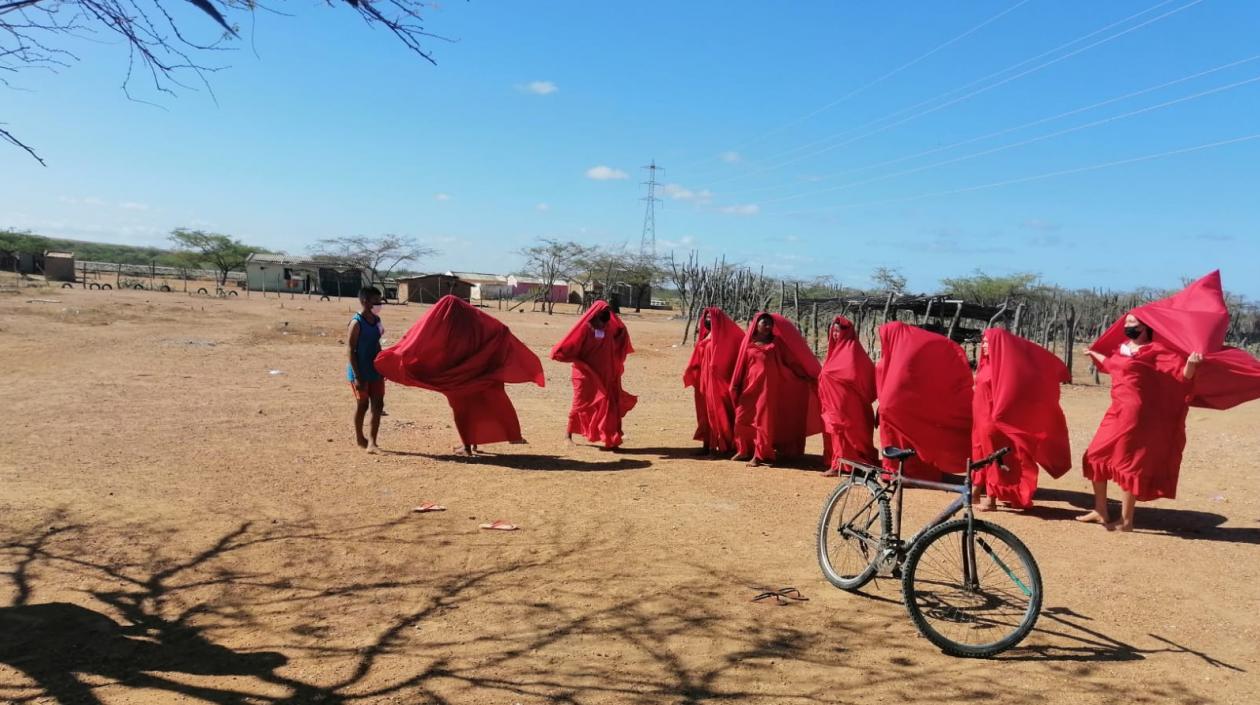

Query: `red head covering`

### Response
(819, 315, 878, 466)
(375, 295, 544, 391)
(730, 312, 822, 390)
(684, 307, 743, 388)
(1091, 270, 1260, 410)
(875, 322, 972, 479)
(977, 328, 1071, 478)
(551, 299, 633, 363)
(821, 315, 876, 405)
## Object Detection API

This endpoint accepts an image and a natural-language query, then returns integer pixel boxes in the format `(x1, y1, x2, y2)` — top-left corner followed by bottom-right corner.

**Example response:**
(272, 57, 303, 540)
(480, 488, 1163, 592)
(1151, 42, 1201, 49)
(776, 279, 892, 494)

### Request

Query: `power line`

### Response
(756, 71, 1260, 205)
(723, 54, 1260, 199)
(772, 132, 1260, 216)
(701, 0, 1199, 187)
(672, 0, 1034, 173)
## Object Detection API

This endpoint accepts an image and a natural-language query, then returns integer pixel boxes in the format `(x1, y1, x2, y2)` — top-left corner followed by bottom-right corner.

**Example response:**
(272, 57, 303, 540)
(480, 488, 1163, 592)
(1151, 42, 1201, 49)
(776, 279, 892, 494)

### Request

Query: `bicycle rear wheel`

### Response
(902, 519, 1041, 657)
(816, 477, 891, 591)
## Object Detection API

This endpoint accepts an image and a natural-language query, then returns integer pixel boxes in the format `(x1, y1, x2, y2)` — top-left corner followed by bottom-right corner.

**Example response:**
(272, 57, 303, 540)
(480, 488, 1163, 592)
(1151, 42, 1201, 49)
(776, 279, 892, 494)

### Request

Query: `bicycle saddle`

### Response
(881, 446, 916, 460)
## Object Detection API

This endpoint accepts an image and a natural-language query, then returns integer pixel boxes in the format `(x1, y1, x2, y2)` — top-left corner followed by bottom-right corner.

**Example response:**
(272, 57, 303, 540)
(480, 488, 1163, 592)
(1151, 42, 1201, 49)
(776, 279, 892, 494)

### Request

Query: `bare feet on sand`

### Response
(746, 457, 765, 468)
(976, 496, 996, 512)
(366, 443, 380, 455)
(1075, 510, 1110, 524)
(1105, 520, 1134, 532)
(356, 437, 369, 449)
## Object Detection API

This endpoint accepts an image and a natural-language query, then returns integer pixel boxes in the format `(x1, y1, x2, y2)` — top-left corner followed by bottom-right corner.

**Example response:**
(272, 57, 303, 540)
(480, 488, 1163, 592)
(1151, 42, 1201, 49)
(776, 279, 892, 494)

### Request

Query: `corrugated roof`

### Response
(247, 253, 355, 268)
(447, 271, 507, 282)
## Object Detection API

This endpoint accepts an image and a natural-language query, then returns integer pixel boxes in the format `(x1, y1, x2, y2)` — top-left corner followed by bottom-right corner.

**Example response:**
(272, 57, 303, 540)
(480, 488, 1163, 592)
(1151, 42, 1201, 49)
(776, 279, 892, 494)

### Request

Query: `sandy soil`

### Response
(1, 287, 1257, 705)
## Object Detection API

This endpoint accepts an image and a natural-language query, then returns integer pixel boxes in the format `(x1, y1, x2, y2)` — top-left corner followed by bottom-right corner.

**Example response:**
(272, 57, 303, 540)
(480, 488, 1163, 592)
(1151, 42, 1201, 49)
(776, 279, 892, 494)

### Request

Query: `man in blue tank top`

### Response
(348, 286, 385, 452)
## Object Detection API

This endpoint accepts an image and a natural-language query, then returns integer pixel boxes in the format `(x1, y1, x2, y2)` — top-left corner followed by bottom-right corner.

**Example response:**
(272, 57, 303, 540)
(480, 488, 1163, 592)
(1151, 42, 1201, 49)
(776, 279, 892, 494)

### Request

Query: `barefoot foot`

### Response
(1075, 510, 1110, 524)
(356, 437, 369, 449)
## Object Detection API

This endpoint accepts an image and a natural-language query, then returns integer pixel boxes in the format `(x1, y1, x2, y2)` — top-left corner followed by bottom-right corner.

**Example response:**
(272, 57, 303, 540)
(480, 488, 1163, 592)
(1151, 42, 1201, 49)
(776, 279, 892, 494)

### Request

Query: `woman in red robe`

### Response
(683, 307, 743, 455)
(374, 295, 544, 455)
(875, 322, 972, 481)
(1079, 271, 1260, 531)
(551, 300, 637, 449)
(971, 329, 1072, 510)
(818, 316, 877, 475)
(729, 313, 822, 467)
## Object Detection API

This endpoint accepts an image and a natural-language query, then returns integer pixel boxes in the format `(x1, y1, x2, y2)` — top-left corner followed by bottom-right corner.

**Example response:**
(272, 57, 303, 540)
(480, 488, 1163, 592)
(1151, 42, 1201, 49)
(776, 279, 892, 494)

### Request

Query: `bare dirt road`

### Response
(2, 287, 1257, 704)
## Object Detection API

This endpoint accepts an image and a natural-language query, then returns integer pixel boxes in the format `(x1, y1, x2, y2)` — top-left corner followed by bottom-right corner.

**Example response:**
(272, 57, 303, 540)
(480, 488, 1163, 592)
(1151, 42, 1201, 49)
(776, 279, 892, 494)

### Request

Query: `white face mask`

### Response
(371, 304, 383, 315)
(593, 329, 606, 339)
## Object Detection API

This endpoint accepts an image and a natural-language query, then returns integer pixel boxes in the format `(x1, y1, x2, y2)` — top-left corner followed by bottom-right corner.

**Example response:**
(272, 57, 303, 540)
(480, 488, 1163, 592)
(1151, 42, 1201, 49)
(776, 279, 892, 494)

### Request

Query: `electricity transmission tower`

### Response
(639, 160, 662, 256)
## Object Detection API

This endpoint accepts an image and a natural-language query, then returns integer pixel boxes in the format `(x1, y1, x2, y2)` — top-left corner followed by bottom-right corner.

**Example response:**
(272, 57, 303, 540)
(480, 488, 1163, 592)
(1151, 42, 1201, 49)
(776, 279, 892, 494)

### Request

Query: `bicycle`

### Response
(816, 446, 1042, 657)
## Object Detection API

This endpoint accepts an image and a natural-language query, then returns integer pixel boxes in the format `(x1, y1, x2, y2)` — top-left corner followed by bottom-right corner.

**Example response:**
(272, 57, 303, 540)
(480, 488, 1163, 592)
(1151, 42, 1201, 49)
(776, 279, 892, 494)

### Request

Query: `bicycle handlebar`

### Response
(968, 447, 1010, 470)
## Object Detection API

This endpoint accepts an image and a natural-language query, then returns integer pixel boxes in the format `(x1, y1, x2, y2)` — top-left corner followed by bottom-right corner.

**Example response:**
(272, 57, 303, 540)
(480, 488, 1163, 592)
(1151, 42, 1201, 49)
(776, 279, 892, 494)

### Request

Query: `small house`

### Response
(43, 251, 76, 282)
(246, 253, 367, 297)
(445, 272, 511, 301)
(397, 274, 472, 304)
(507, 275, 568, 303)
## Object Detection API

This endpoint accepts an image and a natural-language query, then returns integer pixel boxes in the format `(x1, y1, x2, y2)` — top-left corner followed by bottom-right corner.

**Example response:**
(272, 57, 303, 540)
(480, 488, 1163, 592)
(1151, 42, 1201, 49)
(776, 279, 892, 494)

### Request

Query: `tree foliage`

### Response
(2, 0, 450, 164)
(940, 270, 1040, 306)
(517, 238, 584, 314)
(168, 228, 259, 284)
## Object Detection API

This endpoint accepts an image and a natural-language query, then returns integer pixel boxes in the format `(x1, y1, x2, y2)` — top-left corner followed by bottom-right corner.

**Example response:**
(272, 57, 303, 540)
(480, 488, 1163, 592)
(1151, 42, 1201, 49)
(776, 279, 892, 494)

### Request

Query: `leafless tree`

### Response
(312, 234, 436, 294)
(2, 0, 452, 164)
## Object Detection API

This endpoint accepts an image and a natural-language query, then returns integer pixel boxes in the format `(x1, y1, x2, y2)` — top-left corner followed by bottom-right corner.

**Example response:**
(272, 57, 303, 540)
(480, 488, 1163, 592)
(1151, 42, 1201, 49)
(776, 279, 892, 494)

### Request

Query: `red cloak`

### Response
(1090, 270, 1260, 410)
(972, 329, 1071, 508)
(374, 295, 545, 446)
(550, 300, 637, 448)
(875, 322, 972, 480)
(818, 316, 877, 468)
(1083, 271, 1260, 500)
(1082, 341, 1191, 501)
(684, 307, 743, 452)
(729, 313, 823, 462)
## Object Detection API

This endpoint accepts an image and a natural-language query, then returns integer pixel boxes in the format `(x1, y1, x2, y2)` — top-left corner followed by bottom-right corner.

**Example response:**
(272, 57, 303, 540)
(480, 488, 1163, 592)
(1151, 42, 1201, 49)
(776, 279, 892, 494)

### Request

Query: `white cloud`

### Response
(434, 193, 452, 201)
(661, 183, 713, 205)
(720, 151, 741, 164)
(585, 165, 628, 181)
(518, 80, 558, 95)
(118, 201, 149, 211)
(535, 202, 550, 212)
(720, 203, 760, 216)
(83, 196, 106, 207)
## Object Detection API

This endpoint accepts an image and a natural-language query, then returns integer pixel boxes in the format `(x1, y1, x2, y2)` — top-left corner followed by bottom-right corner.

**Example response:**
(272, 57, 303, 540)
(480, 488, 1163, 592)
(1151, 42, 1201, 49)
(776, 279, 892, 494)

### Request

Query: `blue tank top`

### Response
(347, 313, 383, 382)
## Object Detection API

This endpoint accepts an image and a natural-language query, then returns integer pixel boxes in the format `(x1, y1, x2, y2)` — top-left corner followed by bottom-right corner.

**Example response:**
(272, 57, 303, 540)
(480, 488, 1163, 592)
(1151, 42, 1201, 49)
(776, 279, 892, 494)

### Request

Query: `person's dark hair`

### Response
(596, 308, 612, 324)
(1137, 318, 1155, 339)
(359, 286, 381, 301)
(756, 313, 774, 326)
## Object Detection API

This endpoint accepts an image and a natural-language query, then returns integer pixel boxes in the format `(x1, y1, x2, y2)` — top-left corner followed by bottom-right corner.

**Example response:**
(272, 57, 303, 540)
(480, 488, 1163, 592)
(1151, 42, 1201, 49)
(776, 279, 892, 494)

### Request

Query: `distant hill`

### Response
(0, 230, 192, 267)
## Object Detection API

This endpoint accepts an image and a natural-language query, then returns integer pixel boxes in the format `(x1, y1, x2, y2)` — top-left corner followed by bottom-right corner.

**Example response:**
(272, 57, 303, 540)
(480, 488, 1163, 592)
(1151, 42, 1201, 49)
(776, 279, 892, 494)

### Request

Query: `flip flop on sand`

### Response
(412, 502, 446, 513)
(479, 520, 518, 531)
(751, 587, 809, 606)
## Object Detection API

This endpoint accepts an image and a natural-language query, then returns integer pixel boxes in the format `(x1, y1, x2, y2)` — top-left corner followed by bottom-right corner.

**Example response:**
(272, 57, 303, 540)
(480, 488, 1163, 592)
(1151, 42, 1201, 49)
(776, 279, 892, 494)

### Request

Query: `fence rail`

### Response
(77, 260, 246, 282)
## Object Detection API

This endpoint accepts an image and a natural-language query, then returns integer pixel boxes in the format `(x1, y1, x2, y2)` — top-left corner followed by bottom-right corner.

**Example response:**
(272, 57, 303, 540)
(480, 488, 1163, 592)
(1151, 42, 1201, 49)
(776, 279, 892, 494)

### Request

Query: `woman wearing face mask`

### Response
(1078, 315, 1202, 531)
(551, 300, 637, 449)
(729, 313, 822, 468)
(684, 307, 743, 456)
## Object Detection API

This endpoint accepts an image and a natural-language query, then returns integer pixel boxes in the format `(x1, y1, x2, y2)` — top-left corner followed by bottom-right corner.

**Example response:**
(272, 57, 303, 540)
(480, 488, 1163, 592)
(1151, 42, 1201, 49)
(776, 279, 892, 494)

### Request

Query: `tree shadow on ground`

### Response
(0, 510, 1238, 705)
(390, 451, 652, 472)
(1026, 488, 1260, 544)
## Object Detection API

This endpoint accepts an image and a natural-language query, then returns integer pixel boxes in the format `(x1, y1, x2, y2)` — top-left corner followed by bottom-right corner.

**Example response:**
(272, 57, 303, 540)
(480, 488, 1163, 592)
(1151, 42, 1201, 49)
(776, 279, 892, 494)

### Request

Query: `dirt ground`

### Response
(1, 287, 1257, 705)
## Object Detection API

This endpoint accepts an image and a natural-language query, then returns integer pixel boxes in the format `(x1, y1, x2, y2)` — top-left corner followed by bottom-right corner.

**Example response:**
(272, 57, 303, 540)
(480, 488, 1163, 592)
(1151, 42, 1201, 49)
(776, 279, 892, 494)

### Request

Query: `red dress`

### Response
(551, 301, 637, 448)
(875, 322, 972, 481)
(971, 329, 1071, 508)
(374, 295, 544, 446)
(1082, 342, 1191, 500)
(818, 316, 877, 468)
(729, 313, 822, 462)
(1082, 271, 1260, 501)
(683, 307, 743, 453)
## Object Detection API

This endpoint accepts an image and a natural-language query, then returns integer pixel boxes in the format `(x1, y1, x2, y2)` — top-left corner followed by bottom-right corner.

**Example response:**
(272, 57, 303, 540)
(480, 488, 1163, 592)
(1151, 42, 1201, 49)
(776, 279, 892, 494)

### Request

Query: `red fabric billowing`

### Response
(375, 295, 544, 446)
(729, 313, 822, 462)
(1091, 270, 1260, 410)
(971, 329, 1071, 508)
(1082, 342, 1192, 501)
(819, 316, 877, 468)
(875, 322, 972, 480)
(550, 300, 637, 448)
(684, 307, 743, 452)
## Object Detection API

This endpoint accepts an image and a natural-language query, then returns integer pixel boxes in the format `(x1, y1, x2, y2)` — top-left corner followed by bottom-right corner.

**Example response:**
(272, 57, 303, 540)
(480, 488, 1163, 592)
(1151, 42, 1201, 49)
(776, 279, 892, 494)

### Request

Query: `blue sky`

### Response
(2, 0, 1258, 296)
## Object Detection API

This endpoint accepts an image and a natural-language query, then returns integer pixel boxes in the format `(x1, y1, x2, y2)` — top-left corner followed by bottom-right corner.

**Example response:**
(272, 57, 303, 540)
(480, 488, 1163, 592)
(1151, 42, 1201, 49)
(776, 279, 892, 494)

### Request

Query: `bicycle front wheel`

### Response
(902, 519, 1041, 657)
(816, 477, 891, 591)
